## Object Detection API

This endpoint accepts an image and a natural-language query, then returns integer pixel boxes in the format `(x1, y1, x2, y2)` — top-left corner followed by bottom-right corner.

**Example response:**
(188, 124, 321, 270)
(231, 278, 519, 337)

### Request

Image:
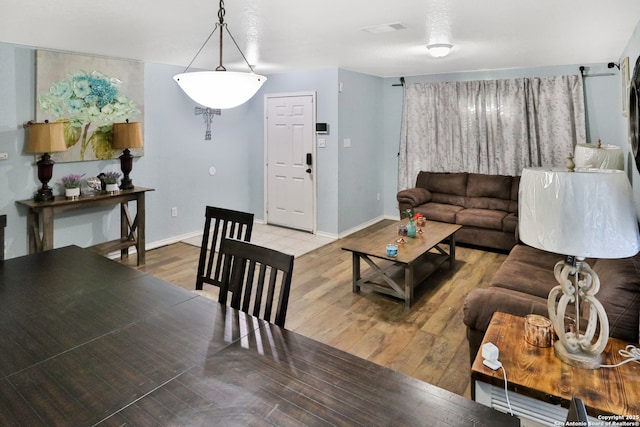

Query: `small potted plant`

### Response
(103, 171, 121, 193)
(403, 209, 417, 238)
(61, 173, 84, 199)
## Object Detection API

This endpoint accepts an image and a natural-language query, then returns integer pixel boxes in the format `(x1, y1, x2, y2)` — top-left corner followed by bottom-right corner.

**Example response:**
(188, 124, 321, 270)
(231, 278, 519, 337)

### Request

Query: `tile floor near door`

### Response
(182, 222, 336, 258)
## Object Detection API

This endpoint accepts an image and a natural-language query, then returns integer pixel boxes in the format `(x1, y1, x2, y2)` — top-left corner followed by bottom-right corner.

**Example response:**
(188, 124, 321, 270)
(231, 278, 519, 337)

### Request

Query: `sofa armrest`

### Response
(463, 287, 549, 363)
(463, 287, 548, 334)
(397, 188, 432, 207)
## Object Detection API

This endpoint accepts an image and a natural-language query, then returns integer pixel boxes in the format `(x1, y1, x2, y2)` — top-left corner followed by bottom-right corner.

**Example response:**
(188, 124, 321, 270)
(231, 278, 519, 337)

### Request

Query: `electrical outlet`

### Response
(171, 207, 178, 217)
(0, 152, 8, 160)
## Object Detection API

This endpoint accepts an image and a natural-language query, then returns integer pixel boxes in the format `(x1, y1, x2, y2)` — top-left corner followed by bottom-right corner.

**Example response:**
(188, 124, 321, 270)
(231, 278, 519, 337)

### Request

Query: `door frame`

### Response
(263, 91, 317, 233)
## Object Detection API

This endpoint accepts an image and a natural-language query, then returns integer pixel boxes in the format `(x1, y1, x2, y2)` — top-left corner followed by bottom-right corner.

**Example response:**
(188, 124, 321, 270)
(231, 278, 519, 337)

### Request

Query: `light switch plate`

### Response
(344, 138, 351, 148)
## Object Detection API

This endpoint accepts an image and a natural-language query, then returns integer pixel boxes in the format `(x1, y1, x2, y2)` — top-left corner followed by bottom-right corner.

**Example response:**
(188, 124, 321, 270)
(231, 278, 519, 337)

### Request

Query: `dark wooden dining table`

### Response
(0, 245, 519, 426)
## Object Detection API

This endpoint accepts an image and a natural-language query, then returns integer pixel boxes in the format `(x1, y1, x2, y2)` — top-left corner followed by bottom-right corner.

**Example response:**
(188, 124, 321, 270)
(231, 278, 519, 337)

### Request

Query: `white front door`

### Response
(265, 93, 316, 232)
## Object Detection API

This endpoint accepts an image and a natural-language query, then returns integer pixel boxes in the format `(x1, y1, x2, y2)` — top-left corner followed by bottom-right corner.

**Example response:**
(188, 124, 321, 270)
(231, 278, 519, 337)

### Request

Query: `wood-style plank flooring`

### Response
(122, 220, 507, 399)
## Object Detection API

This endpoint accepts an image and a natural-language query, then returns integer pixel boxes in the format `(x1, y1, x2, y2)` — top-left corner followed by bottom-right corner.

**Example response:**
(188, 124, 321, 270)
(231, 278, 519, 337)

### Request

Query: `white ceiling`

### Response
(1, 0, 640, 78)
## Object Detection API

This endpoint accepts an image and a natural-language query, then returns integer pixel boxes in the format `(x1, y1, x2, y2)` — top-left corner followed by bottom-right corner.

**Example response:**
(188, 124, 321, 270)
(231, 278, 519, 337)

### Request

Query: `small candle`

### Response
(386, 244, 398, 257)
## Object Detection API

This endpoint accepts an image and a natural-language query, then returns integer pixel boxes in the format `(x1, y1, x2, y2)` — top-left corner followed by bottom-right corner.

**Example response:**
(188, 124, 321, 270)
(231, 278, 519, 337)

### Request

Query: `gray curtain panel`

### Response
(398, 75, 586, 190)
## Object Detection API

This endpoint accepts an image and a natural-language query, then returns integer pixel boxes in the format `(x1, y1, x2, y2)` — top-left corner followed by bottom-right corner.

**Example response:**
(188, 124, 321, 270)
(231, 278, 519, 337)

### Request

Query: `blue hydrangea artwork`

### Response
(36, 50, 143, 162)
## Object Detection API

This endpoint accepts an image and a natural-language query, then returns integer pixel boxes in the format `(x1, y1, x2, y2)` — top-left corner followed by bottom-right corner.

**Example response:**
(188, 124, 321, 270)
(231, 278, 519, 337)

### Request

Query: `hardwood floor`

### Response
(123, 219, 507, 399)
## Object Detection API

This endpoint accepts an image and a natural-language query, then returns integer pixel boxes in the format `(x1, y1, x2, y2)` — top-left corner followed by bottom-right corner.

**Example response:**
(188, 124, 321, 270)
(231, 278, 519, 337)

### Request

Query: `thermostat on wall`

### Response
(316, 123, 329, 134)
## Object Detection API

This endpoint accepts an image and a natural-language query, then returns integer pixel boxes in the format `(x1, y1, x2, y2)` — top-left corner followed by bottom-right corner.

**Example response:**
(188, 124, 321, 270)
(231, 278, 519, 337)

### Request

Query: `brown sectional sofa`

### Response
(463, 244, 640, 363)
(397, 172, 519, 251)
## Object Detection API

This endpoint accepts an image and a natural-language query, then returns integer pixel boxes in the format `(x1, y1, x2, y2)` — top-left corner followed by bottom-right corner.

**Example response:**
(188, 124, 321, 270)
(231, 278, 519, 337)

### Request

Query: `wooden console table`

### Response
(16, 187, 153, 266)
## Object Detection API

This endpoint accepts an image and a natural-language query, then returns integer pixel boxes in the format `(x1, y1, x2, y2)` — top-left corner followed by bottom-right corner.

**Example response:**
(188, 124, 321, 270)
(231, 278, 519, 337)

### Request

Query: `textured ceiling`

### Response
(1, 0, 639, 77)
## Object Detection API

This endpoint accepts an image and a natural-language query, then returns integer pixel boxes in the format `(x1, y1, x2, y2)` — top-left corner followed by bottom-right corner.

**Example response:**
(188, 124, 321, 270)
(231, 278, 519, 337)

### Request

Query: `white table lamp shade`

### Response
(519, 168, 640, 259)
(574, 143, 624, 170)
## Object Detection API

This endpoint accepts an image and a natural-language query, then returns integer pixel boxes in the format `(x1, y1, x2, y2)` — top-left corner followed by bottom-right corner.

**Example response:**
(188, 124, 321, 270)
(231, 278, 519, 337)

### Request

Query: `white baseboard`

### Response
(112, 215, 400, 259)
(338, 215, 386, 239)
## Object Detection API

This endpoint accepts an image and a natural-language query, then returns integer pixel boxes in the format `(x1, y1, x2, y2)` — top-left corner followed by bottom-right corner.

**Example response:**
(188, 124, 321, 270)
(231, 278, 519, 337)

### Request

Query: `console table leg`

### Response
(29, 209, 53, 254)
(120, 202, 130, 261)
(137, 194, 146, 266)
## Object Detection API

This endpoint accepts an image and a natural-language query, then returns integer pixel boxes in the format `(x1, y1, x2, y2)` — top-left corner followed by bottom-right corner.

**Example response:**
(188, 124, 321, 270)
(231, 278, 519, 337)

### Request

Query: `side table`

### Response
(471, 312, 640, 426)
(16, 187, 153, 266)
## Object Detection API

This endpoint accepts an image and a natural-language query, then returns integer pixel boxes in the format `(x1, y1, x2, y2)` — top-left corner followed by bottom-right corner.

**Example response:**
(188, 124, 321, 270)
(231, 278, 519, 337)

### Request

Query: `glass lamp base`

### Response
(553, 340, 602, 369)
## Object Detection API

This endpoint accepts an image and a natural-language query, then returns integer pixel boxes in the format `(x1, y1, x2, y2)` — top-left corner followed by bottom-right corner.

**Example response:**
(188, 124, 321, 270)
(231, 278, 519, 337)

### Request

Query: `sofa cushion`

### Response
(502, 213, 518, 233)
(466, 174, 512, 199)
(465, 197, 511, 211)
(489, 245, 561, 299)
(415, 203, 464, 223)
(593, 254, 640, 344)
(456, 208, 507, 231)
(417, 172, 468, 197)
(509, 176, 520, 213)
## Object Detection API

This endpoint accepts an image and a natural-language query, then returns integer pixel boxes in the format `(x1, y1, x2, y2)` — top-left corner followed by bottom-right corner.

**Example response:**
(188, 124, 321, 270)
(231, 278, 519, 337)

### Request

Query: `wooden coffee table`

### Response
(342, 220, 461, 307)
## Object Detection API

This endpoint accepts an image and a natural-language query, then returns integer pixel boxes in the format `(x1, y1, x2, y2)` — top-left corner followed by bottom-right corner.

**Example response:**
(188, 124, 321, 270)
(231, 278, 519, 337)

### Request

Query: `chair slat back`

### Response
(195, 206, 253, 290)
(218, 238, 294, 328)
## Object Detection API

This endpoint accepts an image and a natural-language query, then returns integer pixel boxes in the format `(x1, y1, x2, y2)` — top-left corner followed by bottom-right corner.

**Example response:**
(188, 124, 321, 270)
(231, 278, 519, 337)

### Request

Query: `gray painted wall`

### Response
(337, 69, 385, 233)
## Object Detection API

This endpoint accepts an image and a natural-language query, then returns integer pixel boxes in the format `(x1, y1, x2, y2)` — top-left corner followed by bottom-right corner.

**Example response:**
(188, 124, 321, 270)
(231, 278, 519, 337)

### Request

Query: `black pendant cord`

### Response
(181, 0, 255, 74)
(182, 25, 220, 73)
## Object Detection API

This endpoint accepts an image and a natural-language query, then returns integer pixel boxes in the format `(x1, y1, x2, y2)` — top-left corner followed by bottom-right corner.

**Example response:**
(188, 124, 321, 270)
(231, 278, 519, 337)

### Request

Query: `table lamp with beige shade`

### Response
(24, 121, 67, 201)
(519, 167, 640, 369)
(112, 120, 143, 190)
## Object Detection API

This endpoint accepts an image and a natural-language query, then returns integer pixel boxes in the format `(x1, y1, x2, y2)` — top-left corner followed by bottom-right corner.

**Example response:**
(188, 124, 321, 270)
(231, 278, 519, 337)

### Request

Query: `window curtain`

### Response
(398, 75, 586, 190)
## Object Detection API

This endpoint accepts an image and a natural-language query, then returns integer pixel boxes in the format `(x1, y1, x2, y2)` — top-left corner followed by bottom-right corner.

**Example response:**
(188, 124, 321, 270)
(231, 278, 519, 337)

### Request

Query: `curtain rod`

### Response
(580, 65, 615, 78)
(392, 77, 405, 87)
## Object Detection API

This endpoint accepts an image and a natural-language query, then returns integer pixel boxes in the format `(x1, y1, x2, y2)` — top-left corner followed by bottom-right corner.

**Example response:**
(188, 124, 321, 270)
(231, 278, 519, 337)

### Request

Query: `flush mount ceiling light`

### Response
(173, 0, 266, 109)
(427, 43, 453, 58)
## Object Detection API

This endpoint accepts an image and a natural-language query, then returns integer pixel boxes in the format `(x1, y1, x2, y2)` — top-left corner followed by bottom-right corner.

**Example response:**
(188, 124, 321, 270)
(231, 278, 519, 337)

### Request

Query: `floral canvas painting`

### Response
(36, 50, 144, 162)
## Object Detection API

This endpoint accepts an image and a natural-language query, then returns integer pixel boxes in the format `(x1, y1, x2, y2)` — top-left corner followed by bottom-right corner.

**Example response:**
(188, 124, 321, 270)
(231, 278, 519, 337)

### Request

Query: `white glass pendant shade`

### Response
(173, 71, 266, 109)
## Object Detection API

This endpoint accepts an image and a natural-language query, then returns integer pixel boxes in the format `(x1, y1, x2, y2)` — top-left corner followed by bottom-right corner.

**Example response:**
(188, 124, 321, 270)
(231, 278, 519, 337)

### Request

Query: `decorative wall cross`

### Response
(195, 107, 221, 140)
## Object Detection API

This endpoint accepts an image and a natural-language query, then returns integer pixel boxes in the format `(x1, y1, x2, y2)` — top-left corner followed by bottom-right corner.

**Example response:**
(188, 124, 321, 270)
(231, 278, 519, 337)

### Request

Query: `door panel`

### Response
(265, 94, 315, 232)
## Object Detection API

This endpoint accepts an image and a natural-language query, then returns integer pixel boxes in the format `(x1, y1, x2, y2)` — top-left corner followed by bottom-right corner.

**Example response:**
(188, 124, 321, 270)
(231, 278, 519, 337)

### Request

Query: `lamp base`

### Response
(119, 148, 135, 190)
(119, 177, 134, 190)
(34, 185, 54, 202)
(549, 258, 608, 370)
(553, 340, 602, 369)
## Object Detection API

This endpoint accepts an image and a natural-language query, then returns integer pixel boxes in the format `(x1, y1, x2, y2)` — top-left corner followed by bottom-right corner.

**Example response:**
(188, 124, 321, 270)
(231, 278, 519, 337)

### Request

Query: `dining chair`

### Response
(218, 238, 294, 328)
(195, 206, 254, 290)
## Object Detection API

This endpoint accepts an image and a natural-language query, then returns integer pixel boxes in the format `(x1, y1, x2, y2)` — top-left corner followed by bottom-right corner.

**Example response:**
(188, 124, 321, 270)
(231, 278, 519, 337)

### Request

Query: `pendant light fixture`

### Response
(173, 0, 266, 109)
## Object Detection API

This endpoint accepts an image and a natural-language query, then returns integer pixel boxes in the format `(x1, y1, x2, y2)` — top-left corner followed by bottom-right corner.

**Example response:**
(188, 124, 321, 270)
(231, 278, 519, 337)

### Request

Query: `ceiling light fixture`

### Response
(427, 43, 453, 58)
(173, 0, 266, 109)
